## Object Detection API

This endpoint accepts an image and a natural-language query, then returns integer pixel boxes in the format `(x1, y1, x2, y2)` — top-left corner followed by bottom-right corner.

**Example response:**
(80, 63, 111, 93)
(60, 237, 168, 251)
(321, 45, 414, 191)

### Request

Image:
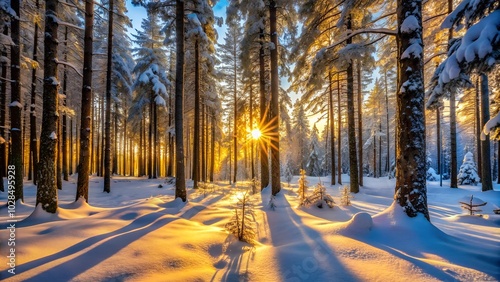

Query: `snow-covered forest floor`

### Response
(0, 175, 499, 281)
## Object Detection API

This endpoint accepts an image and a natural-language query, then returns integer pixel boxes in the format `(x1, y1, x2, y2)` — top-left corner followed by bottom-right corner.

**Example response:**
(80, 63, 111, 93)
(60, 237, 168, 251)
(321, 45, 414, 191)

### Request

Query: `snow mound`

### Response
(340, 212, 373, 235)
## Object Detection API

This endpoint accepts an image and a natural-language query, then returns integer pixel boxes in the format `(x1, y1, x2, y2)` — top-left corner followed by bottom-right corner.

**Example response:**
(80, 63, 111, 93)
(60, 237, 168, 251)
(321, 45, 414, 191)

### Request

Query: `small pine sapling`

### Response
(198, 182, 215, 198)
(304, 182, 335, 208)
(460, 195, 487, 216)
(225, 190, 256, 243)
(283, 163, 293, 187)
(457, 152, 480, 185)
(340, 185, 352, 206)
(250, 178, 260, 195)
(298, 169, 308, 206)
(269, 195, 277, 210)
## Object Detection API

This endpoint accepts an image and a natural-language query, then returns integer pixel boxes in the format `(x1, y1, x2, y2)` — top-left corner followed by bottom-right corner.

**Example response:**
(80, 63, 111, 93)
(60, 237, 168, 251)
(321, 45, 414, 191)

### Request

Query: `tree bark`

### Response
(76, 0, 94, 202)
(175, 0, 186, 201)
(357, 62, 363, 186)
(9, 0, 23, 202)
(233, 39, 238, 185)
(37, 0, 59, 212)
(395, 0, 429, 219)
(259, 27, 269, 190)
(210, 110, 215, 182)
(479, 74, 492, 191)
(103, 0, 113, 192)
(0, 26, 7, 192)
(384, 70, 390, 175)
(329, 72, 336, 185)
(62, 26, 68, 182)
(29, 0, 40, 185)
(337, 73, 342, 184)
(436, 107, 441, 175)
(193, 39, 200, 189)
(269, 0, 280, 195)
(475, 79, 482, 179)
(250, 84, 255, 180)
(346, 15, 359, 193)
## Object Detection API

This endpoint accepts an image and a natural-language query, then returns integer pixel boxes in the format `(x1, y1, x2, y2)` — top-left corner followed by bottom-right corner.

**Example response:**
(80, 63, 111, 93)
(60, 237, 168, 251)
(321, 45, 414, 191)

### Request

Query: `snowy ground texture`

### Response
(1, 175, 499, 281)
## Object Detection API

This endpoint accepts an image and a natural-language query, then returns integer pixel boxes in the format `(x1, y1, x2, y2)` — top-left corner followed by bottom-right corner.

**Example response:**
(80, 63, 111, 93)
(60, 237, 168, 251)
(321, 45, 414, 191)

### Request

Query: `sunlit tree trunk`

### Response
(395, 0, 429, 219)
(329, 72, 336, 185)
(269, 0, 280, 195)
(357, 62, 363, 186)
(193, 39, 200, 189)
(479, 74, 492, 192)
(0, 26, 7, 192)
(346, 15, 359, 193)
(475, 78, 482, 179)
(9, 0, 23, 202)
(384, 70, 390, 175)
(76, 0, 94, 202)
(175, 0, 186, 201)
(29, 0, 40, 184)
(337, 73, 342, 185)
(37, 0, 59, 211)
(259, 27, 269, 190)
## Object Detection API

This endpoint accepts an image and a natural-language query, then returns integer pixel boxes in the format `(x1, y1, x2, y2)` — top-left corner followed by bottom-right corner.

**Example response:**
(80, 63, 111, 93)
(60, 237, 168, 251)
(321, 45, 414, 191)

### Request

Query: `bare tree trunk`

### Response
(346, 15, 359, 193)
(29, 0, 40, 184)
(153, 101, 157, 178)
(9, 0, 24, 202)
(250, 84, 255, 180)
(0, 26, 7, 192)
(62, 26, 68, 182)
(76, 0, 94, 202)
(233, 42, 238, 185)
(373, 135, 376, 178)
(337, 73, 342, 185)
(37, 0, 59, 211)
(329, 72, 336, 185)
(395, 0, 429, 219)
(259, 27, 269, 190)
(103, 0, 113, 192)
(113, 103, 118, 175)
(175, 0, 186, 201)
(480, 74, 492, 191)
(202, 101, 206, 182)
(210, 110, 215, 182)
(193, 39, 200, 189)
(436, 107, 441, 175)
(70, 118, 73, 174)
(475, 78, 482, 179)
(357, 62, 363, 186)
(384, 70, 390, 175)
(269, 0, 281, 195)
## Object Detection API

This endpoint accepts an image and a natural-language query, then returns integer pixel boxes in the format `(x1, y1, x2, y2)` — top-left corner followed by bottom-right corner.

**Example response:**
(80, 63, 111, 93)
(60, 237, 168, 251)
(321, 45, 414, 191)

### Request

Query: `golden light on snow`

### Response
(251, 129, 262, 139)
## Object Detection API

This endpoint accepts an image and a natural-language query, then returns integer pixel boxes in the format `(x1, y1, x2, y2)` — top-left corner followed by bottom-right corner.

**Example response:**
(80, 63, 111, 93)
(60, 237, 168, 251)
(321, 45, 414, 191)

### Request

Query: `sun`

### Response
(251, 129, 261, 139)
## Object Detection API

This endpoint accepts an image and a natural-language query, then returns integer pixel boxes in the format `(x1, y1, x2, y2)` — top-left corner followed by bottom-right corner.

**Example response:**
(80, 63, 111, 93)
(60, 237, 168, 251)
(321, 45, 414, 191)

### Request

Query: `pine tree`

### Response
(307, 124, 322, 176)
(76, 0, 94, 202)
(297, 168, 308, 206)
(37, 0, 59, 212)
(458, 152, 480, 185)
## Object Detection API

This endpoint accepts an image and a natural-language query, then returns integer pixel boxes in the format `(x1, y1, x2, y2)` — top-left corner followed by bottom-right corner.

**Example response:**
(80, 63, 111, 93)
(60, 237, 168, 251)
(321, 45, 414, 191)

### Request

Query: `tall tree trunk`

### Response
(395, 0, 429, 219)
(37, 0, 59, 211)
(103, 0, 113, 192)
(62, 26, 68, 182)
(69, 118, 73, 174)
(373, 135, 377, 177)
(250, 84, 255, 180)
(148, 99, 153, 178)
(259, 27, 269, 190)
(113, 103, 118, 175)
(210, 110, 215, 182)
(193, 39, 200, 189)
(202, 101, 206, 182)
(357, 62, 363, 186)
(475, 78, 482, 179)
(329, 72, 336, 185)
(384, 70, 390, 175)
(233, 41, 238, 185)
(379, 120, 382, 177)
(76, 0, 94, 202)
(337, 73, 342, 184)
(436, 107, 441, 175)
(479, 74, 492, 191)
(269, 0, 281, 195)
(346, 15, 359, 193)
(9, 0, 23, 202)
(153, 101, 157, 178)
(0, 26, 7, 192)
(29, 0, 40, 184)
(57, 110, 62, 190)
(175, 0, 186, 201)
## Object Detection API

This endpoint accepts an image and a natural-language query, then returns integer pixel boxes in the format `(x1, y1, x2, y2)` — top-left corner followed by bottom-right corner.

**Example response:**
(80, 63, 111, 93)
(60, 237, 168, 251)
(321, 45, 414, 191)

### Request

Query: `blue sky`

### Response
(125, 0, 229, 44)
